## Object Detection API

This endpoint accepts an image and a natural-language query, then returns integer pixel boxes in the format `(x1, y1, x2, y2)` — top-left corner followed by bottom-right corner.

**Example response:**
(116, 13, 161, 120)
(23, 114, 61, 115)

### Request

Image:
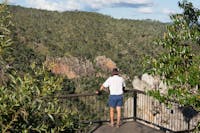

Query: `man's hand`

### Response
(96, 90, 101, 95)
(123, 87, 127, 92)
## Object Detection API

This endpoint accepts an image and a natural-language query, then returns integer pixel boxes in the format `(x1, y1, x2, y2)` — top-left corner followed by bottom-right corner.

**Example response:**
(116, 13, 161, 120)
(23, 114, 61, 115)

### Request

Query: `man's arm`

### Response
(123, 86, 127, 92)
(100, 85, 105, 91)
(96, 78, 109, 94)
(122, 79, 126, 92)
(96, 85, 105, 94)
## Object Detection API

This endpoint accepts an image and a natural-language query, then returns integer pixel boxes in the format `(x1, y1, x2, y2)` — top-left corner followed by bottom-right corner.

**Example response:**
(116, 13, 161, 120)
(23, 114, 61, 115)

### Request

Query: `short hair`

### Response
(112, 68, 119, 75)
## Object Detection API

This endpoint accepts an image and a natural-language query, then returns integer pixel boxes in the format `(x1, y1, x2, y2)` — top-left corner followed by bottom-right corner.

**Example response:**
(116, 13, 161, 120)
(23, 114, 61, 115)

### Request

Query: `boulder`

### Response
(132, 73, 167, 94)
(45, 56, 95, 79)
(95, 56, 117, 72)
(130, 73, 199, 131)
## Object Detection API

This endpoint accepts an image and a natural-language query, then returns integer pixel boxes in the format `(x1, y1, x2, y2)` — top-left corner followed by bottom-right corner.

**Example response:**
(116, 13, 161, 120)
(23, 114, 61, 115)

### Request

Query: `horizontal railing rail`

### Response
(51, 89, 199, 132)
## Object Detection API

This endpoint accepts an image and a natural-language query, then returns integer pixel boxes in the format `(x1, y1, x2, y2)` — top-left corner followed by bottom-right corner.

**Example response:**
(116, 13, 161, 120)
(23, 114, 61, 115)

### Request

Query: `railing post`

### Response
(188, 120, 190, 132)
(133, 90, 137, 121)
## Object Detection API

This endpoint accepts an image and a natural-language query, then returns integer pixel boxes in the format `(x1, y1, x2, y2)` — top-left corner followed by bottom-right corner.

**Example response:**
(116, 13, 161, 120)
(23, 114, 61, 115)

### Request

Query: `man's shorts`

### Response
(109, 95, 123, 108)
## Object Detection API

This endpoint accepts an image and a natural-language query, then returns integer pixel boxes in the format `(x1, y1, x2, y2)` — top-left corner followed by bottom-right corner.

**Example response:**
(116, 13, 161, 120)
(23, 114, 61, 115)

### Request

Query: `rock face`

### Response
(45, 56, 95, 79)
(95, 56, 117, 72)
(45, 55, 117, 79)
(132, 73, 167, 94)
(125, 73, 200, 131)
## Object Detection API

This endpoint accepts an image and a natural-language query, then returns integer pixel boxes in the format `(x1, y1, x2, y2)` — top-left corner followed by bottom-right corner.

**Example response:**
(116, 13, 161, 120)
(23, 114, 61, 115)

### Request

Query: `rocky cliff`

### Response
(45, 55, 117, 79)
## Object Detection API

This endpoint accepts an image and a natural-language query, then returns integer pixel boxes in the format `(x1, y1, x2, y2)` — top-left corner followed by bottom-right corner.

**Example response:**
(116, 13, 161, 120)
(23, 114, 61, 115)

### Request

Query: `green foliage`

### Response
(8, 5, 166, 78)
(147, 90, 166, 103)
(61, 78, 76, 94)
(146, 0, 200, 112)
(75, 76, 105, 93)
(0, 4, 13, 85)
(1, 64, 79, 132)
(0, 4, 12, 51)
(0, 4, 79, 132)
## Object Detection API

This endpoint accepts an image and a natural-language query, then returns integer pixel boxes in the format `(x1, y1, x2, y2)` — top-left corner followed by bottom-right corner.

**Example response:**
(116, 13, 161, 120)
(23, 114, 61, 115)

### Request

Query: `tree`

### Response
(0, 3, 13, 85)
(147, 0, 200, 115)
(145, 1, 200, 130)
(0, 4, 78, 132)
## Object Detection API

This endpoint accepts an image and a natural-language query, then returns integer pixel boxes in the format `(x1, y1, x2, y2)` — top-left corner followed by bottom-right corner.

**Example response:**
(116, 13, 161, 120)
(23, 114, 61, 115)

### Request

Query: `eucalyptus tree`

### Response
(0, 4, 78, 132)
(147, 0, 199, 113)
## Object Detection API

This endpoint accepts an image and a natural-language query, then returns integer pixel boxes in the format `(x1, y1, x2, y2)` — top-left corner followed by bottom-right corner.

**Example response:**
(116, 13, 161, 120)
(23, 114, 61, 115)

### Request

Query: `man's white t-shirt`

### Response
(103, 75, 125, 95)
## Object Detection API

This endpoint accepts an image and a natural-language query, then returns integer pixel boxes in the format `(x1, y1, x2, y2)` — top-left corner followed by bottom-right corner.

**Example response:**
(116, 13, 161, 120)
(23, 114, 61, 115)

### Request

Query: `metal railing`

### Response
(54, 89, 199, 132)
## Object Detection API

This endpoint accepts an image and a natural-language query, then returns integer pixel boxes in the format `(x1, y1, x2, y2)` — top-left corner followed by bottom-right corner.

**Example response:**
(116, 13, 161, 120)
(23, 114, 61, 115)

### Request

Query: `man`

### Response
(97, 68, 125, 127)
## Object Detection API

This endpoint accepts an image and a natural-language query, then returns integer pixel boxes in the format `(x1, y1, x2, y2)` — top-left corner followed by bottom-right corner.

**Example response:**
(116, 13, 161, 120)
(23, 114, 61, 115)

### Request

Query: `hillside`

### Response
(8, 5, 167, 89)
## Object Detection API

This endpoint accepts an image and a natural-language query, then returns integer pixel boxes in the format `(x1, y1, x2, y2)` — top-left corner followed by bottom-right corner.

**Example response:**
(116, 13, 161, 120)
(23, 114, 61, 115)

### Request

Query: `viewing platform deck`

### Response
(93, 121, 164, 133)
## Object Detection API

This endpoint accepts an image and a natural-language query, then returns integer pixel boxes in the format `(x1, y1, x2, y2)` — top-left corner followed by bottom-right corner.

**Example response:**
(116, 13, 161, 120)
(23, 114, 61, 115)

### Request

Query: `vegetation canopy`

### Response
(0, 4, 79, 132)
(0, 0, 200, 132)
(146, 0, 200, 116)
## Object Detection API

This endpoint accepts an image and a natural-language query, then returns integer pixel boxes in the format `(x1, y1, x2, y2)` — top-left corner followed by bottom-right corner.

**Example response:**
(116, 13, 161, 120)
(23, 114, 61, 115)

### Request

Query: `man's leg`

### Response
(110, 107, 114, 125)
(116, 106, 121, 126)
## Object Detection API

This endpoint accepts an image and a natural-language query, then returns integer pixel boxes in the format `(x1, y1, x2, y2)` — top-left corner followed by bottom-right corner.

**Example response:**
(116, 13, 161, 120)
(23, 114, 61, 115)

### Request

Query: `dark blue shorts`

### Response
(109, 95, 123, 108)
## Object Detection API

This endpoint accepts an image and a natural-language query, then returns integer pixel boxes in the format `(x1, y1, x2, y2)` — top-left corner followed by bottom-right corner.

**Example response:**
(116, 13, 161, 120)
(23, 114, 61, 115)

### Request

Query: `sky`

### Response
(1, 0, 200, 22)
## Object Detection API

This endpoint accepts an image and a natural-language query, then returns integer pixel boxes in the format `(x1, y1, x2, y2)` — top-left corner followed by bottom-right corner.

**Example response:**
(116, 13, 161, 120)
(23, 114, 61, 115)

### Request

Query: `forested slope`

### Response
(9, 5, 166, 79)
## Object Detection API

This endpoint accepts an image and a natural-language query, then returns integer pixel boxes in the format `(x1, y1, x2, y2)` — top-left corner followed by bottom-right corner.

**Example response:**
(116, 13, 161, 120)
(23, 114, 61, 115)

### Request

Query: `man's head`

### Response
(112, 68, 119, 75)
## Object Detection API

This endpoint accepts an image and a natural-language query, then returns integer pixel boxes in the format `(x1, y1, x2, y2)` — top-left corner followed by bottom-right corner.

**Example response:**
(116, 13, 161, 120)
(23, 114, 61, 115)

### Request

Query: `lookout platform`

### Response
(93, 121, 164, 133)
